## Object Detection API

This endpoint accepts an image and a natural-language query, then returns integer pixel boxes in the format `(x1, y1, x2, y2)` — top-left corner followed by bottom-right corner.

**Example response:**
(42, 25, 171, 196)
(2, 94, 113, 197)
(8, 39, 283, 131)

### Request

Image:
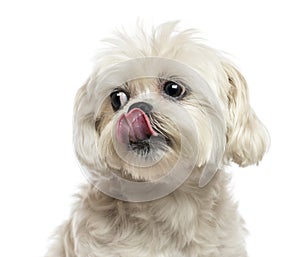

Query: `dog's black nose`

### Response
(128, 102, 153, 113)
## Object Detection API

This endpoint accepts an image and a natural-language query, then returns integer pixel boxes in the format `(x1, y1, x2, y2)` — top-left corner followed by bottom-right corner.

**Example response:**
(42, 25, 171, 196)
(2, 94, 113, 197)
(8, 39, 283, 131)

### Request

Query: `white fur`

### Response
(45, 22, 269, 257)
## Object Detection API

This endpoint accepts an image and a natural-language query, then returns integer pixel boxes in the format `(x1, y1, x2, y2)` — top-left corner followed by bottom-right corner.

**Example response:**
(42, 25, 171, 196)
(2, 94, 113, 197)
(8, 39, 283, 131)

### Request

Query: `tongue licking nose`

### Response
(116, 108, 158, 144)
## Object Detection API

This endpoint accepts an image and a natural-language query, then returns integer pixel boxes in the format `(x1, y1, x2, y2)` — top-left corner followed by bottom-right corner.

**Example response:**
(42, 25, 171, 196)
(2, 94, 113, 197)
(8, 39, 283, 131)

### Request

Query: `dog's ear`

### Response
(73, 81, 99, 168)
(222, 61, 269, 167)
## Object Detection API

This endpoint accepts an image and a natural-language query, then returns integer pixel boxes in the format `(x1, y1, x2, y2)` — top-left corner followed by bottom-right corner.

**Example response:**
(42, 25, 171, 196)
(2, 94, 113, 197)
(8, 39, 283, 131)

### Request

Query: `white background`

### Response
(0, 0, 299, 256)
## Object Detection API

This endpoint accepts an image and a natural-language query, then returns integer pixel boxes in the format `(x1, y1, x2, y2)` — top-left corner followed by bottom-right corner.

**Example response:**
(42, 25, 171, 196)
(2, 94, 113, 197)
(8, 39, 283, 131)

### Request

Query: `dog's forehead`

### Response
(125, 78, 160, 95)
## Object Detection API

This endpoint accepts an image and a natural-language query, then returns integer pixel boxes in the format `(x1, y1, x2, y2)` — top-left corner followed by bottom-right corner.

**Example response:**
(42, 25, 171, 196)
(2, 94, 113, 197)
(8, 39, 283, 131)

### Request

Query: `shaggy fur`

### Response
(45, 22, 268, 257)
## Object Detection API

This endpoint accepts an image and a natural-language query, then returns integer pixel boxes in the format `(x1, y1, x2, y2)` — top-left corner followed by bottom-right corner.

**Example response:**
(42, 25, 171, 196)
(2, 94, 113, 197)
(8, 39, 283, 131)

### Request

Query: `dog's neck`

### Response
(78, 169, 229, 245)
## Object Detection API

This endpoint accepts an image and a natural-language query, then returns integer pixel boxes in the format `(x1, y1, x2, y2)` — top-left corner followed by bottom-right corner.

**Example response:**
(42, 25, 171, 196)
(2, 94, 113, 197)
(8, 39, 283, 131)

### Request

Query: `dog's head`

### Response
(73, 22, 269, 201)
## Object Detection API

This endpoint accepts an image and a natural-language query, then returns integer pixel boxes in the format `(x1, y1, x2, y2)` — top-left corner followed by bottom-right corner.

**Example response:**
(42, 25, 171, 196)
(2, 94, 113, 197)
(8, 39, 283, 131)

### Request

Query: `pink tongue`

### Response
(117, 108, 158, 144)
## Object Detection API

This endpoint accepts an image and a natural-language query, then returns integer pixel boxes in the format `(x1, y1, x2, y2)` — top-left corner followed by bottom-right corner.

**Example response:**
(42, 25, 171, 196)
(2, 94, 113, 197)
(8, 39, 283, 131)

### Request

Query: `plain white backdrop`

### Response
(0, 0, 299, 256)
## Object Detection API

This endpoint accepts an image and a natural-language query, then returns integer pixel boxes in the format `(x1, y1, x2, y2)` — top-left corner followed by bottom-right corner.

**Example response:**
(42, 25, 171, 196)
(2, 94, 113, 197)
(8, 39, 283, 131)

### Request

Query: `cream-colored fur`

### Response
(45, 22, 269, 257)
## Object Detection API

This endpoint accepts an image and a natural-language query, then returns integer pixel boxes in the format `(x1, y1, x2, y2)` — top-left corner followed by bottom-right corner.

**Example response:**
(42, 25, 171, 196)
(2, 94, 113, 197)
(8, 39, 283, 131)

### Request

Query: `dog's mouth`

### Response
(117, 108, 158, 143)
(116, 108, 170, 154)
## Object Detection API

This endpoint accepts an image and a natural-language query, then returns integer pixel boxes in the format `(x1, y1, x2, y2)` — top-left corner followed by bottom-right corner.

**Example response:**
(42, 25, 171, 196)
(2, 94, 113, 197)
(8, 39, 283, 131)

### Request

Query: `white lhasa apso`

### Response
(46, 22, 269, 257)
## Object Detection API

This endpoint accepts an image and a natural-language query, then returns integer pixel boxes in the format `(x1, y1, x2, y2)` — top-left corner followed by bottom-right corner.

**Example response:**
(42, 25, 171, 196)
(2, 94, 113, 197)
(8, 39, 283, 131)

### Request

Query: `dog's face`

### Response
(97, 77, 187, 181)
(73, 22, 268, 200)
(94, 70, 224, 182)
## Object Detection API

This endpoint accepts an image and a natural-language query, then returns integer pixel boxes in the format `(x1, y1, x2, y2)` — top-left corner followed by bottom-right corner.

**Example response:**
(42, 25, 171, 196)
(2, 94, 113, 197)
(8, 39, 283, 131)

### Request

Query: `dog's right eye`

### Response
(110, 90, 129, 111)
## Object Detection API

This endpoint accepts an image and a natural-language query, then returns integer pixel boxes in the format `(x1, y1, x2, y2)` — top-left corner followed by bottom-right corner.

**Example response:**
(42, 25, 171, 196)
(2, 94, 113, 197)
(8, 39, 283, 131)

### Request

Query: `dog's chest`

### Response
(75, 194, 222, 257)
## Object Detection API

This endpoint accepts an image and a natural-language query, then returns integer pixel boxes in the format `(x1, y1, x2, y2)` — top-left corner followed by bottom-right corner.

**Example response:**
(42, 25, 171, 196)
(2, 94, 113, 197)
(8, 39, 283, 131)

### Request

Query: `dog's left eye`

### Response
(110, 90, 129, 111)
(163, 81, 186, 99)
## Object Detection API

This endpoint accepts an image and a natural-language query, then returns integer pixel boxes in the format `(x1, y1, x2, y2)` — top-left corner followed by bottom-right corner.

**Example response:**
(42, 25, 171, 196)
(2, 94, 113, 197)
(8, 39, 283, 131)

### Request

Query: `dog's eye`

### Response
(163, 81, 186, 99)
(110, 90, 129, 111)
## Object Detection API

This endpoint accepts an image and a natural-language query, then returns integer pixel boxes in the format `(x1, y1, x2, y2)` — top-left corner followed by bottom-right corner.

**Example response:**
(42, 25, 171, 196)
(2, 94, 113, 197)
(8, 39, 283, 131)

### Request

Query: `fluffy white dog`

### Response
(46, 22, 268, 257)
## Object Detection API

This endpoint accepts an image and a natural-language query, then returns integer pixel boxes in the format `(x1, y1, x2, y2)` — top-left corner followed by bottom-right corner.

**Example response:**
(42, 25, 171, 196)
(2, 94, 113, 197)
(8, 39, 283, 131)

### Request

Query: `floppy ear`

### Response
(73, 81, 99, 168)
(223, 61, 269, 167)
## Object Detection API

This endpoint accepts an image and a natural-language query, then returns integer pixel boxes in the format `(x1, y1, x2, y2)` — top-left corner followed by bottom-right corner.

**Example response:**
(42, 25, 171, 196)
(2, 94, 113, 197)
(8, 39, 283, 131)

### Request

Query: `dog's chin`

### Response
(128, 133, 171, 156)
(114, 136, 179, 181)
(101, 130, 180, 181)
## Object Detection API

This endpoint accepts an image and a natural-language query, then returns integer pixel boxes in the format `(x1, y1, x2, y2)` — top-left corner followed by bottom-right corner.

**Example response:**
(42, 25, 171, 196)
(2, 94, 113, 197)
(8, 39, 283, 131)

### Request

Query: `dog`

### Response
(45, 21, 269, 257)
